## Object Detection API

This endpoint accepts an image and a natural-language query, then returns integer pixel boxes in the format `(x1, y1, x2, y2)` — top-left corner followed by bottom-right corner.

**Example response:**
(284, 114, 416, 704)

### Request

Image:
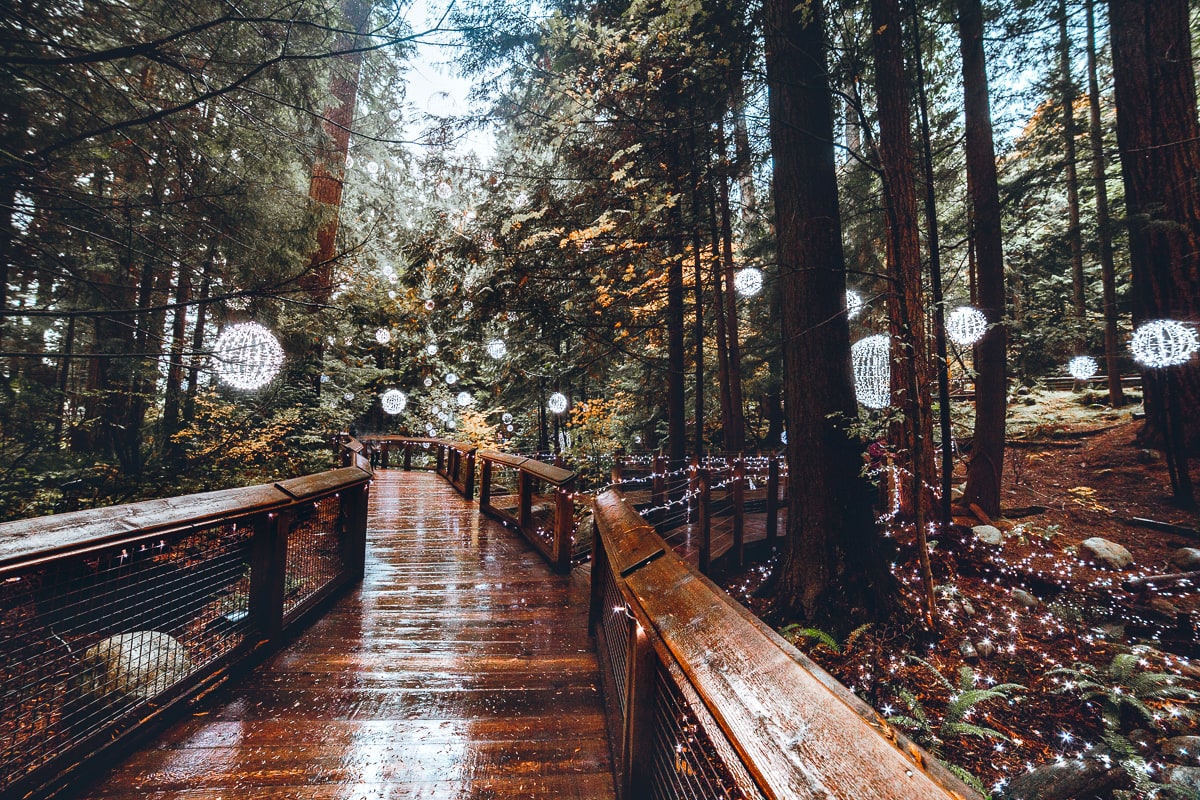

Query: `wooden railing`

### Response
(478, 450, 578, 572)
(590, 489, 978, 800)
(0, 439, 372, 800)
(357, 435, 476, 499)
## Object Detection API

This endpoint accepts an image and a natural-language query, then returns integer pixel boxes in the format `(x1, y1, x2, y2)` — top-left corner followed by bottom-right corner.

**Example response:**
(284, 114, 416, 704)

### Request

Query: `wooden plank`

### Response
(623, 547, 975, 800)
(274, 466, 369, 500)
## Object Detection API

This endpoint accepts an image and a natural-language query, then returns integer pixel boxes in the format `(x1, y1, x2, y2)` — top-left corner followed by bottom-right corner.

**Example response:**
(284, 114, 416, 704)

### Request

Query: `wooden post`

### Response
(381, 441, 390, 470)
(436, 443, 445, 475)
(731, 454, 745, 569)
(698, 468, 712, 575)
(766, 456, 780, 547)
(611, 457, 624, 485)
(588, 521, 606, 634)
(623, 614, 657, 799)
(480, 457, 493, 508)
(249, 510, 288, 642)
(404, 440, 412, 470)
(552, 482, 574, 572)
(463, 449, 476, 500)
(341, 483, 369, 581)
(518, 469, 532, 534)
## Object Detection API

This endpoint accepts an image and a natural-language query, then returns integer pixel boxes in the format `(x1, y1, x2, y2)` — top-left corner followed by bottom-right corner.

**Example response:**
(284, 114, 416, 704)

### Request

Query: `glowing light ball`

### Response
(462, 300, 473, 312)
(1067, 355, 1099, 381)
(426, 343, 438, 356)
(387, 109, 400, 122)
(733, 267, 763, 297)
(366, 161, 379, 176)
(1131, 319, 1199, 368)
(445, 373, 458, 385)
(851, 334, 891, 409)
(506, 424, 514, 432)
(447, 419, 457, 430)
(387, 290, 396, 299)
(375, 328, 391, 344)
(435, 181, 452, 199)
(506, 311, 518, 321)
(456, 391, 472, 407)
(487, 339, 507, 359)
(781, 430, 788, 445)
(846, 290, 863, 320)
(380, 389, 407, 415)
(424, 299, 435, 311)
(437, 411, 448, 421)
(211, 322, 284, 391)
(548, 392, 568, 414)
(319, 374, 329, 383)
(343, 392, 355, 401)
(502, 412, 513, 424)
(423, 377, 433, 387)
(946, 306, 988, 346)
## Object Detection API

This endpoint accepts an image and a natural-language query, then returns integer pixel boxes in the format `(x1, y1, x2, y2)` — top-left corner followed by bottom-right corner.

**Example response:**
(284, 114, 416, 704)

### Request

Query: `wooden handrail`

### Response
(591, 488, 979, 800)
(0, 438, 371, 800)
(358, 435, 477, 499)
(477, 450, 577, 572)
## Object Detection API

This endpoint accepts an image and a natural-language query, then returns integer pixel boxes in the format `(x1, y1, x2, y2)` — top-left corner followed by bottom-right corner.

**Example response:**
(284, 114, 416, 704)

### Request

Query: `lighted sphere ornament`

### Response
(380, 389, 407, 415)
(851, 334, 891, 409)
(506, 424, 514, 432)
(445, 372, 458, 385)
(424, 299, 435, 311)
(1131, 319, 1199, 368)
(343, 392, 355, 401)
(456, 391, 473, 407)
(733, 267, 763, 297)
(211, 322, 284, 391)
(846, 290, 863, 321)
(435, 181, 452, 199)
(426, 343, 438, 356)
(548, 392, 568, 414)
(375, 328, 391, 345)
(486, 339, 507, 359)
(1067, 355, 1099, 381)
(423, 377, 433, 387)
(501, 412, 513, 425)
(946, 306, 988, 346)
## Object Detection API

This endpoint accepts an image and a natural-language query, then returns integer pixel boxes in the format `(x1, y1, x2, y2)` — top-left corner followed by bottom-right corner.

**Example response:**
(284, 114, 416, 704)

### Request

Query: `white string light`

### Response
(733, 267, 763, 297)
(852, 334, 891, 409)
(847, 290, 863, 320)
(548, 392, 568, 414)
(487, 339, 507, 359)
(1131, 319, 1199, 368)
(380, 389, 407, 415)
(375, 328, 391, 344)
(946, 306, 988, 346)
(212, 322, 284, 391)
(1067, 355, 1098, 381)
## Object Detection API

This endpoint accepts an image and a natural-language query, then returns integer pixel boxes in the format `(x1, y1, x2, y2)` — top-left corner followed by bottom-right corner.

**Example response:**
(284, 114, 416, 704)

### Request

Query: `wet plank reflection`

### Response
(70, 470, 615, 799)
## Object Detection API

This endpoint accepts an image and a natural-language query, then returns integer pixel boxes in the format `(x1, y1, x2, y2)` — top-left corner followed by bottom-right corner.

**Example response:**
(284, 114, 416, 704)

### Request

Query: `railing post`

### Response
(766, 455, 780, 547)
(651, 452, 666, 523)
(463, 449, 476, 500)
(404, 440, 412, 470)
(611, 456, 624, 485)
(552, 481, 573, 572)
(437, 443, 445, 475)
(698, 468, 712, 575)
(381, 441, 390, 470)
(480, 457, 493, 508)
(623, 614, 657, 799)
(731, 454, 745, 569)
(249, 509, 288, 642)
(517, 469, 532, 533)
(341, 483, 369, 581)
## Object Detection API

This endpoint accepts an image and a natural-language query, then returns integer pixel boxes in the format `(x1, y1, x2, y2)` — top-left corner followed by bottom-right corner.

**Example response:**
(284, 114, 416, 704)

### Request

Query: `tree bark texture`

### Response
(1108, 0, 1200, 450)
(1085, 0, 1125, 406)
(958, 0, 1008, 518)
(1059, 0, 1087, 352)
(764, 0, 895, 629)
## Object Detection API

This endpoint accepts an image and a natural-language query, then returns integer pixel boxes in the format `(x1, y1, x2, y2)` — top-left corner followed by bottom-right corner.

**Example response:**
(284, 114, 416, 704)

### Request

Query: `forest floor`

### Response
(724, 389, 1200, 798)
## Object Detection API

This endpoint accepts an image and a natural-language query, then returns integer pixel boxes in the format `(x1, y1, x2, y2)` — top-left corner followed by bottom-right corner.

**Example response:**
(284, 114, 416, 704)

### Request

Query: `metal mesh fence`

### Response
(408, 442, 436, 470)
(0, 522, 255, 794)
(485, 463, 520, 519)
(649, 661, 761, 800)
(526, 475, 558, 552)
(598, 566, 630, 718)
(283, 496, 345, 618)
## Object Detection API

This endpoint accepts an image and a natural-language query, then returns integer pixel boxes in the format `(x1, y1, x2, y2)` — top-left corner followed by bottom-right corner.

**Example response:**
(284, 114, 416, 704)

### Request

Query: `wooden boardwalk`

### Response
(69, 470, 616, 800)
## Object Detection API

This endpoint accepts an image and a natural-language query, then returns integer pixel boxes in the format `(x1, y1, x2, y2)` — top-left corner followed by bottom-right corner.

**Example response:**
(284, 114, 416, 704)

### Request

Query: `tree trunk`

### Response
(958, 0, 1008, 519)
(1059, 0, 1087, 353)
(667, 229, 688, 466)
(710, 193, 734, 444)
(1085, 0, 1125, 406)
(1108, 0, 1200, 453)
(872, 0, 935, 623)
(718, 144, 746, 453)
(764, 0, 895, 630)
(693, 224, 705, 455)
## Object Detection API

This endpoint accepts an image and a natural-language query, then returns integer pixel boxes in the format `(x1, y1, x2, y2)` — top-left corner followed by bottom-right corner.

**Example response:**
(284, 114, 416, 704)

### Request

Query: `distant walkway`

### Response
(70, 470, 616, 799)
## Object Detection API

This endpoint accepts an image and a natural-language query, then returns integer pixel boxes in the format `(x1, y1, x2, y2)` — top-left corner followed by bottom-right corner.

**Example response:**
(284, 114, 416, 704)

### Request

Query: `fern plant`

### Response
(779, 624, 840, 653)
(1049, 649, 1200, 732)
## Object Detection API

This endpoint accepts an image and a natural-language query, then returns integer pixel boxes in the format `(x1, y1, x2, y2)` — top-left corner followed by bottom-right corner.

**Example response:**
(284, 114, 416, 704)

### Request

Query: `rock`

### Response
(1148, 597, 1182, 618)
(1162, 736, 1200, 767)
(973, 524, 1004, 546)
(1137, 449, 1159, 464)
(961, 599, 976, 617)
(1170, 547, 1200, 572)
(950, 486, 965, 502)
(975, 640, 996, 659)
(1128, 729, 1157, 755)
(1023, 396, 1037, 406)
(1017, 386, 1031, 396)
(958, 639, 978, 661)
(999, 747, 1123, 800)
(1080, 537, 1134, 569)
(1012, 588, 1040, 609)
(78, 631, 193, 701)
(1164, 765, 1200, 794)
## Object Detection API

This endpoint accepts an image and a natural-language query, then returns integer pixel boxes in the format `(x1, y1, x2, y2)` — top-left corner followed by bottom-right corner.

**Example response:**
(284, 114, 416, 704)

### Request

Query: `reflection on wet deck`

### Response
(71, 470, 615, 799)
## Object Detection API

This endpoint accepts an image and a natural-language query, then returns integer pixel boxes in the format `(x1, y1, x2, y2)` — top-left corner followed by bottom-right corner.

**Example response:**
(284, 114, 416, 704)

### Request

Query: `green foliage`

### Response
(1050, 649, 1200, 733)
(780, 624, 841, 653)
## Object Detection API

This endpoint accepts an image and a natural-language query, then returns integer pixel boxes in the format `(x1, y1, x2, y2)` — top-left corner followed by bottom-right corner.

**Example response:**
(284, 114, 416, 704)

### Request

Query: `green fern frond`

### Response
(942, 721, 1008, 741)
(941, 761, 991, 798)
(909, 656, 955, 692)
(779, 624, 841, 653)
(844, 623, 874, 651)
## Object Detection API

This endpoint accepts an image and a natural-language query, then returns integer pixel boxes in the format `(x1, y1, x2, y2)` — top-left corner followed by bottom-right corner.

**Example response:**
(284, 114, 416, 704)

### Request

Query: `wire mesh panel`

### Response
(649, 661, 763, 800)
(525, 475, 558, 552)
(598, 567, 630, 718)
(283, 496, 346, 618)
(485, 462, 521, 520)
(409, 442, 436, 470)
(0, 522, 255, 795)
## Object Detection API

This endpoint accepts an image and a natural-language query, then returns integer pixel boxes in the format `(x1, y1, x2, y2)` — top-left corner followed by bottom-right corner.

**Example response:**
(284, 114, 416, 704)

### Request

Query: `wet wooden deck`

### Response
(70, 470, 616, 800)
